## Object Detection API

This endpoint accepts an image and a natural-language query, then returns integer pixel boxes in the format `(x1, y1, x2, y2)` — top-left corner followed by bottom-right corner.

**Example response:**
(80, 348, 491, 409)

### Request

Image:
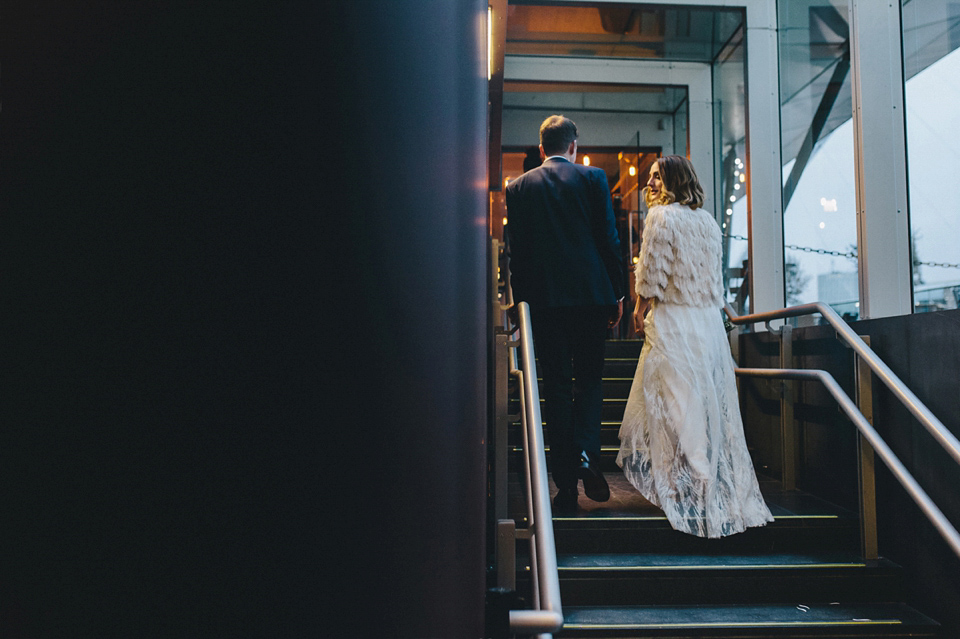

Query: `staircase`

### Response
(509, 339, 941, 638)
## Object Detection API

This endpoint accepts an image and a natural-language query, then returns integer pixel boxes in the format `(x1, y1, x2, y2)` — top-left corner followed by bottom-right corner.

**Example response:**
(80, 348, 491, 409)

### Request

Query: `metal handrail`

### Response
(724, 302, 960, 467)
(508, 301, 563, 636)
(736, 367, 960, 559)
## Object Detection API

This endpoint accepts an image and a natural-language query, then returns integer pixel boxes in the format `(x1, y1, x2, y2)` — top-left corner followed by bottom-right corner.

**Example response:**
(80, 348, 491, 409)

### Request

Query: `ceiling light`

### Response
(487, 7, 493, 81)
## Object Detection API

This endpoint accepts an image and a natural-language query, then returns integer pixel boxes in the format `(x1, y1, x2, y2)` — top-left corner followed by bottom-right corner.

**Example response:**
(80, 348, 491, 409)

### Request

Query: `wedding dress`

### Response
(617, 202, 774, 538)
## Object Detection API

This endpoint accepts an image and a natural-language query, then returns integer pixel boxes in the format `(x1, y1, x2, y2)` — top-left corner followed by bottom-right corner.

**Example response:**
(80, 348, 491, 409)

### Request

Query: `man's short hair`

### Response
(539, 115, 578, 156)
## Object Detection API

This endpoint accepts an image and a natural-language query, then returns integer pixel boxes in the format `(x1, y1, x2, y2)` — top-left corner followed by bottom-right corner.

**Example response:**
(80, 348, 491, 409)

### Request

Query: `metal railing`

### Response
(725, 301, 960, 560)
(508, 302, 564, 636)
(490, 239, 563, 637)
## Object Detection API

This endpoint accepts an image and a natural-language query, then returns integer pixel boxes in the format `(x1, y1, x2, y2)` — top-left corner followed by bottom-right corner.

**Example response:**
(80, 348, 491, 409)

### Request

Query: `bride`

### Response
(617, 155, 774, 538)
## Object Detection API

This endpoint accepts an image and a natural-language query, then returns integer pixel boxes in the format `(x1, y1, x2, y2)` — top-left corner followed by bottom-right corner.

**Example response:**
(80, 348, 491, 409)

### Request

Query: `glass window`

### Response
(778, 0, 859, 320)
(713, 25, 747, 312)
(902, 0, 960, 312)
(505, 3, 743, 62)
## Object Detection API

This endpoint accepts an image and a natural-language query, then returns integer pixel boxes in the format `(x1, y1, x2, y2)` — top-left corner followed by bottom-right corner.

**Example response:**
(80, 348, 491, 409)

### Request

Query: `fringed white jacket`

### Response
(634, 202, 724, 307)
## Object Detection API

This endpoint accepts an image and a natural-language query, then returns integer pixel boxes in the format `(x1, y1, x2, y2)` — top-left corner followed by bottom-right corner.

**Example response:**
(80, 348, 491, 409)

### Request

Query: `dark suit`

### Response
(505, 156, 625, 492)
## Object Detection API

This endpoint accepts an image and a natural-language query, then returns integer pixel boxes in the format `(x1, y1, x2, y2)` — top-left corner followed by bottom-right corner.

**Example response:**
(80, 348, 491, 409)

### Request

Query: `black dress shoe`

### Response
(577, 450, 610, 502)
(552, 488, 579, 514)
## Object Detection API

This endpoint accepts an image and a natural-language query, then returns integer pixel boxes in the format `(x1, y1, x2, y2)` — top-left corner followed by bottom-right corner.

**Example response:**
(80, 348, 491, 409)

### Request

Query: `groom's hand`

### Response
(506, 304, 519, 329)
(607, 299, 623, 328)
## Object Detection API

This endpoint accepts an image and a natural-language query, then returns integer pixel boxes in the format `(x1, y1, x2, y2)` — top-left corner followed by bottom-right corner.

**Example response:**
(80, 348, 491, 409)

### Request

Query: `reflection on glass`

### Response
(502, 82, 688, 118)
(902, 0, 960, 312)
(673, 97, 689, 169)
(618, 143, 644, 267)
(713, 24, 747, 312)
(505, 4, 743, 62)
(778, 0, 858, 321)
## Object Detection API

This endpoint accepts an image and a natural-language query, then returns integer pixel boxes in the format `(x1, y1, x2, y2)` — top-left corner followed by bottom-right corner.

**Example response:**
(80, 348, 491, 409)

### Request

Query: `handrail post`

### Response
(497, 519, 517, 590)
(855, 335, 879, 562)
(724, 301, 960, 468)
(494, 332, 510, 522)
(492, 238, 510, 523)
(735, 367, 960, 560)
(515, 368, 539, 604)
(780, 323, 797, 491)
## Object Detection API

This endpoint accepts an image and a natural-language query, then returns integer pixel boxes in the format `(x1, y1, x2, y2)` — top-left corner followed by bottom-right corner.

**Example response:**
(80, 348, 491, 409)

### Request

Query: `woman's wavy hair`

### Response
(643, 154, 705, 210)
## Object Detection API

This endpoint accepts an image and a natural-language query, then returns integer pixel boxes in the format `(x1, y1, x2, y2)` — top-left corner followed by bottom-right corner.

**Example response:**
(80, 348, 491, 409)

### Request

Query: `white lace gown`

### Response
(617, 203, 773, 538)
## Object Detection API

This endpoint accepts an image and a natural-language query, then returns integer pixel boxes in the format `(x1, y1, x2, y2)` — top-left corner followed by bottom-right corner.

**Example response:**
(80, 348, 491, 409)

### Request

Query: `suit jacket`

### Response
(505, 157, 625, 308)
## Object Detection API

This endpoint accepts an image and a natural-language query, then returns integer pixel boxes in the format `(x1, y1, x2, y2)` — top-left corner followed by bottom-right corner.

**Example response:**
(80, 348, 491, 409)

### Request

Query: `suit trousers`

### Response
(529, 305, 609, 492)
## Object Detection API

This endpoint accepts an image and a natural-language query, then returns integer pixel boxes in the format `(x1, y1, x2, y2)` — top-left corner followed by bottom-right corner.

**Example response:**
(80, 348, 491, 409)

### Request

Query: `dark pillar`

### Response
(320, 2, 491, 637)
(2, 1, 488, 637)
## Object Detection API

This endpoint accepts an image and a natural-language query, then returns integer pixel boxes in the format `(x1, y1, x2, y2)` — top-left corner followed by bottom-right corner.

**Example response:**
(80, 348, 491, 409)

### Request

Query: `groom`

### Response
(505, 115, 625, 513)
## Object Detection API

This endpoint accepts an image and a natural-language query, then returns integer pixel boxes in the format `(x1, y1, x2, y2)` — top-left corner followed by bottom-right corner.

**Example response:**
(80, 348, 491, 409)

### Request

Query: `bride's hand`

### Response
(633, 298, 649, 336)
